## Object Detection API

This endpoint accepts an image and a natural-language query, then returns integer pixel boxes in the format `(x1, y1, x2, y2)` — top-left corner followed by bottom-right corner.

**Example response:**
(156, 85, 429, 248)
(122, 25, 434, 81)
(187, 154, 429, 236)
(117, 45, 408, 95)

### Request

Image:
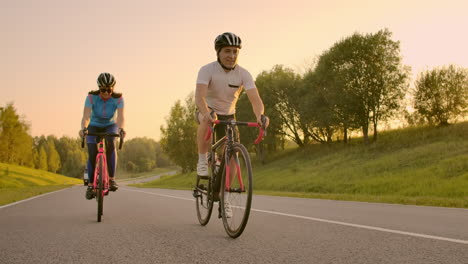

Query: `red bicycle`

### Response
(193, 117, 266, 238)
(81, 132, 123, 222)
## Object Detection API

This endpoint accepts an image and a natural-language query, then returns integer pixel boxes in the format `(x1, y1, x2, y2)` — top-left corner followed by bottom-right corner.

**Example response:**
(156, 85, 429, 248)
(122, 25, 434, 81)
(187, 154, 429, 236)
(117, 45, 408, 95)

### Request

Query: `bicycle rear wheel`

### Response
(195, 168, 214, 225)
(97, 156, 104, 222)
(220, 143, 253, 238)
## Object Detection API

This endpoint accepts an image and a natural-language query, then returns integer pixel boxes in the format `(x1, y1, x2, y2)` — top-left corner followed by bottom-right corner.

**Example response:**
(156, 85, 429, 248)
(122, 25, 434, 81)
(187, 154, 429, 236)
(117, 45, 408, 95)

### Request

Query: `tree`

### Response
(32, 148, 40, 169)
(160, 94, 197, 173)
(120, 137, 158, 172)
(366, 30, 410, 141)
(236, 78, 286, 162)
(55, 137, 87, 178)
(253, 65, 306, 147)
(154, 142, 172, 167)
(126, 161, 137, 172)
(413, 65, 468, 125)
(118, 137, 171, 172)
(61, 149, 86, 178)
(301, 66, 343, 143)
(46, 139, 61, 173)
(0, 103, 34, 165)
(38, 146, 48, 171)
(311, 29, 409, 143)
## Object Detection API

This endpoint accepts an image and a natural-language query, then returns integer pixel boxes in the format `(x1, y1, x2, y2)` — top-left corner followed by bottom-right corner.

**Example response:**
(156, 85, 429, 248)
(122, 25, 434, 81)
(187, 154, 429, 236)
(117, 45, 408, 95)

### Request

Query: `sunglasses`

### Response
(99, 87, 113, 93)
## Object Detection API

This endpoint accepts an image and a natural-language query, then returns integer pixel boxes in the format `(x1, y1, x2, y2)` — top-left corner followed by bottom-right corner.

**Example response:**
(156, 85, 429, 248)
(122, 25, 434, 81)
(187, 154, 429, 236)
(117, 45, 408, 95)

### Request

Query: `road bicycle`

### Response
(193, 117, 266, 238)
(81, 132, 123, 222)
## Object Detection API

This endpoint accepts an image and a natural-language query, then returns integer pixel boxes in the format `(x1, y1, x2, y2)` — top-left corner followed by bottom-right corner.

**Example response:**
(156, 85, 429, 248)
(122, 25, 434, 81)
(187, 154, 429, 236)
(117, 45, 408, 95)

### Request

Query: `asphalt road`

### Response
(1, 186, 467, 264)
(118, 171, 177, 185)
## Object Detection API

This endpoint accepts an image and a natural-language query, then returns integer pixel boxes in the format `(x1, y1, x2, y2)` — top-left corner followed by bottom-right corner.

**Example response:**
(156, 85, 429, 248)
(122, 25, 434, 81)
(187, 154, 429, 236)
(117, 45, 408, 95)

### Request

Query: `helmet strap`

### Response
(217, 57, 236, 71)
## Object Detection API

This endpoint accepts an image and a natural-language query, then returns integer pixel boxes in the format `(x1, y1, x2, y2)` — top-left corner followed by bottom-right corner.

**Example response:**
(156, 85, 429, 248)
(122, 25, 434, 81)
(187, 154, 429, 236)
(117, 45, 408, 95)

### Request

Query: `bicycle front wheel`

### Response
(220, 143, 253, 238)
(97, 156, 104, 222)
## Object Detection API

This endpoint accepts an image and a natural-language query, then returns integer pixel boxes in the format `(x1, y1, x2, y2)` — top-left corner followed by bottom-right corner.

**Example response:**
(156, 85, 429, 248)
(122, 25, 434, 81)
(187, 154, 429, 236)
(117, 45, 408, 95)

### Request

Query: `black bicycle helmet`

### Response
(214, 32, 242, 53)
(97, 72, 116, 87)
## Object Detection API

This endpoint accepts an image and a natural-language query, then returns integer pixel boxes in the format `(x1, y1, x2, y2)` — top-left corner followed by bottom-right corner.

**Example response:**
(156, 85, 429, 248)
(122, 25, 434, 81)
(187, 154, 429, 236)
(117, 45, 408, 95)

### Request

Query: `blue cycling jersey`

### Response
(85, 94, 124, 127)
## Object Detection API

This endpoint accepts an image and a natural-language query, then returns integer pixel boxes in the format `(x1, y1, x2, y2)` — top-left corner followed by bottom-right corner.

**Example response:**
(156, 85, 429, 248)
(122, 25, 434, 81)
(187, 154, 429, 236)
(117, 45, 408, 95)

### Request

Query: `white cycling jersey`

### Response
(196, 61, 256, 115)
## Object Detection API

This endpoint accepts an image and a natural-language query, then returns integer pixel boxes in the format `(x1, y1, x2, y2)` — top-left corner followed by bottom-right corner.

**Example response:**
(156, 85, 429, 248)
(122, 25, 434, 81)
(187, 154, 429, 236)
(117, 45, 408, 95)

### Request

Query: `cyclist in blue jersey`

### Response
(79, 72, 126, 200)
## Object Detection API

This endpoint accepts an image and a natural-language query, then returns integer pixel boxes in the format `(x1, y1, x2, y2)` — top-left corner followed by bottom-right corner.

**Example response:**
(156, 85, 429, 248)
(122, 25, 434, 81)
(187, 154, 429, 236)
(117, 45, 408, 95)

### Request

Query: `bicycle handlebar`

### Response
(81, 132, 124, 150)
(204, 119, 266, 144)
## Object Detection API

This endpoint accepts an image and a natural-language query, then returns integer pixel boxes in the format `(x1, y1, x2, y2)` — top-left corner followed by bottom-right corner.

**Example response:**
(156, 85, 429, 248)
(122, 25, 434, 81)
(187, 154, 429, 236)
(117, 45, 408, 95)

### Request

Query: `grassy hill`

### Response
(0, 163, 81, 206)
(134, 122, 468, 208)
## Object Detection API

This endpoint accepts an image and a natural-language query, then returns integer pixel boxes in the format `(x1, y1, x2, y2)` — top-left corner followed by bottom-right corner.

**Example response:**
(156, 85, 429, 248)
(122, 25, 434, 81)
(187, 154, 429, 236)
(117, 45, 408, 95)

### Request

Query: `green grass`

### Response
(117, 166, 179, 180)
(136, 122, 468, 208)
(0, 185, 73, 206)
(0, 163, 81, 206)
(130, 171, 196, 189)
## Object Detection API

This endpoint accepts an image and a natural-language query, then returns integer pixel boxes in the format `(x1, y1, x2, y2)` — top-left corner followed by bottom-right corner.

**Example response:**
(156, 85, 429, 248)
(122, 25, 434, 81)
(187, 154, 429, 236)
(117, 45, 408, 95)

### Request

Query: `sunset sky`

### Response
(1, 0, 467, 140)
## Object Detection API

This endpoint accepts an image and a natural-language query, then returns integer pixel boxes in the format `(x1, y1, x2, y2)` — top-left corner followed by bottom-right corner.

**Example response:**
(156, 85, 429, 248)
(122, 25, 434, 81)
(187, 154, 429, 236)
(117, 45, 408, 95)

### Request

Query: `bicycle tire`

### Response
(195, 166, 214, 225)
(220, 143, 253, 238)
(97, 156, 104, 222)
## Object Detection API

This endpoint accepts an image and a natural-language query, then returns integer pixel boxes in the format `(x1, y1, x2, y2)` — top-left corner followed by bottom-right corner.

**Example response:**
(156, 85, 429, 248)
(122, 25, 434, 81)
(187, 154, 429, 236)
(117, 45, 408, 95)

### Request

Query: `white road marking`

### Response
(121, 188, 194, 201)
(122, 187, 468, 245)
(3, 186, 467, 245)
(251, 208, 468, 245)
(0, 188, 69, 209)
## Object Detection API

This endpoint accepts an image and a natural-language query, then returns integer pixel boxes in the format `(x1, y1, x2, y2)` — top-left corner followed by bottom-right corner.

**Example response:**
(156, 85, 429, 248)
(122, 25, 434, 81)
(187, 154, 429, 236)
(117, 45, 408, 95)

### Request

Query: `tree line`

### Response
(1, 29, 466, 176)
(160, 29, 468, 172)
(0, 103, 171, 178)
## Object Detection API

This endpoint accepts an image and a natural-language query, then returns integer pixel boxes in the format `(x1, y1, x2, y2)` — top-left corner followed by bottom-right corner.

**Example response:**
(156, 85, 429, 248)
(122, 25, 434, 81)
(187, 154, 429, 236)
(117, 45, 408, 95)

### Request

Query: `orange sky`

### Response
(1, 0, 467, 140)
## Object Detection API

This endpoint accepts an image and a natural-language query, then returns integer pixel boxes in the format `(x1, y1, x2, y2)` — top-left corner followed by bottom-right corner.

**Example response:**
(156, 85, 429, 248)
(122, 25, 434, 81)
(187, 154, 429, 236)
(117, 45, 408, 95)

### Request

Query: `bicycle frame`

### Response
(93, 138, 109, 196)
(195, 117, 265, 236)
(81, 132, 124, 190)
(206, 119, 264, 194)
(81, 131, 123, 222)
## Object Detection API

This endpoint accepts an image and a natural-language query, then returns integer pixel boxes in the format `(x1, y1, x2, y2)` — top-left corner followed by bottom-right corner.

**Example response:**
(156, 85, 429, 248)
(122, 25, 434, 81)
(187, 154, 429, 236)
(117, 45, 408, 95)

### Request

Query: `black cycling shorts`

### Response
(195, 110, 240, 142)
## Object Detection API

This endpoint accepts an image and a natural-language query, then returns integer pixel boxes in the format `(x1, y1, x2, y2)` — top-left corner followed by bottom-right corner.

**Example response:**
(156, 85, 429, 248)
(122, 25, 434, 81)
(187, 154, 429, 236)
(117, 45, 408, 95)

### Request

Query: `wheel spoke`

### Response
(221, 143, 252, 238)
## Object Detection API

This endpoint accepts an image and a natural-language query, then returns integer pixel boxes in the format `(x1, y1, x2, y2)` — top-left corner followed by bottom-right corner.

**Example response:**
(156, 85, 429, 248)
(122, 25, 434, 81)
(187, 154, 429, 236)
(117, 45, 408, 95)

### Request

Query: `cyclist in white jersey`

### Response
(195, 32, 270, 179)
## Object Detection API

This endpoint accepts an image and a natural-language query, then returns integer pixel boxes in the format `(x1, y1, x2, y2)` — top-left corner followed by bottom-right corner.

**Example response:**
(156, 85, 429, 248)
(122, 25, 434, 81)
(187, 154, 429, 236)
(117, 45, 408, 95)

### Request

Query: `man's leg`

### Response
(196, 112, 211, 176)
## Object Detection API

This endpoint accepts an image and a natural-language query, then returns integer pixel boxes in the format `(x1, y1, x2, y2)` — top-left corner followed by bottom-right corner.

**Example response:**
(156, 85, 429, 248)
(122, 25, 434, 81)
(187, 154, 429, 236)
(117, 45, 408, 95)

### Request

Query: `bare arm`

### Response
(246, 88, 269, 128)
(79, 107, 91, 137)
(195, 83, 214, 122)
(246, 88, 264, 121)
(81, 107, 91, 129)
(117, 107, 125, 129)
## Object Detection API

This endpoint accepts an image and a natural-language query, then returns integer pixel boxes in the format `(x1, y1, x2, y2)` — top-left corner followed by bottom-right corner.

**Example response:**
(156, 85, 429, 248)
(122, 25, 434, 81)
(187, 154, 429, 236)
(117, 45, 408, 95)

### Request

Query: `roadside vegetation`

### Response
(136, 122, 468, 208)
(152, 29, 466, 208)
(1, 28, 466, 207)
(118, 166, 178, 180)
(0, 163, 81, 205)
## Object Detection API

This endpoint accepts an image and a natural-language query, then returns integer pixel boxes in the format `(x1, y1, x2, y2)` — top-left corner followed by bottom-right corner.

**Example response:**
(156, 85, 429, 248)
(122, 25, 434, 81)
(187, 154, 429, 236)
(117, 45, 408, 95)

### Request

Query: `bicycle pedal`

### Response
(192, 190, 201, 198)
